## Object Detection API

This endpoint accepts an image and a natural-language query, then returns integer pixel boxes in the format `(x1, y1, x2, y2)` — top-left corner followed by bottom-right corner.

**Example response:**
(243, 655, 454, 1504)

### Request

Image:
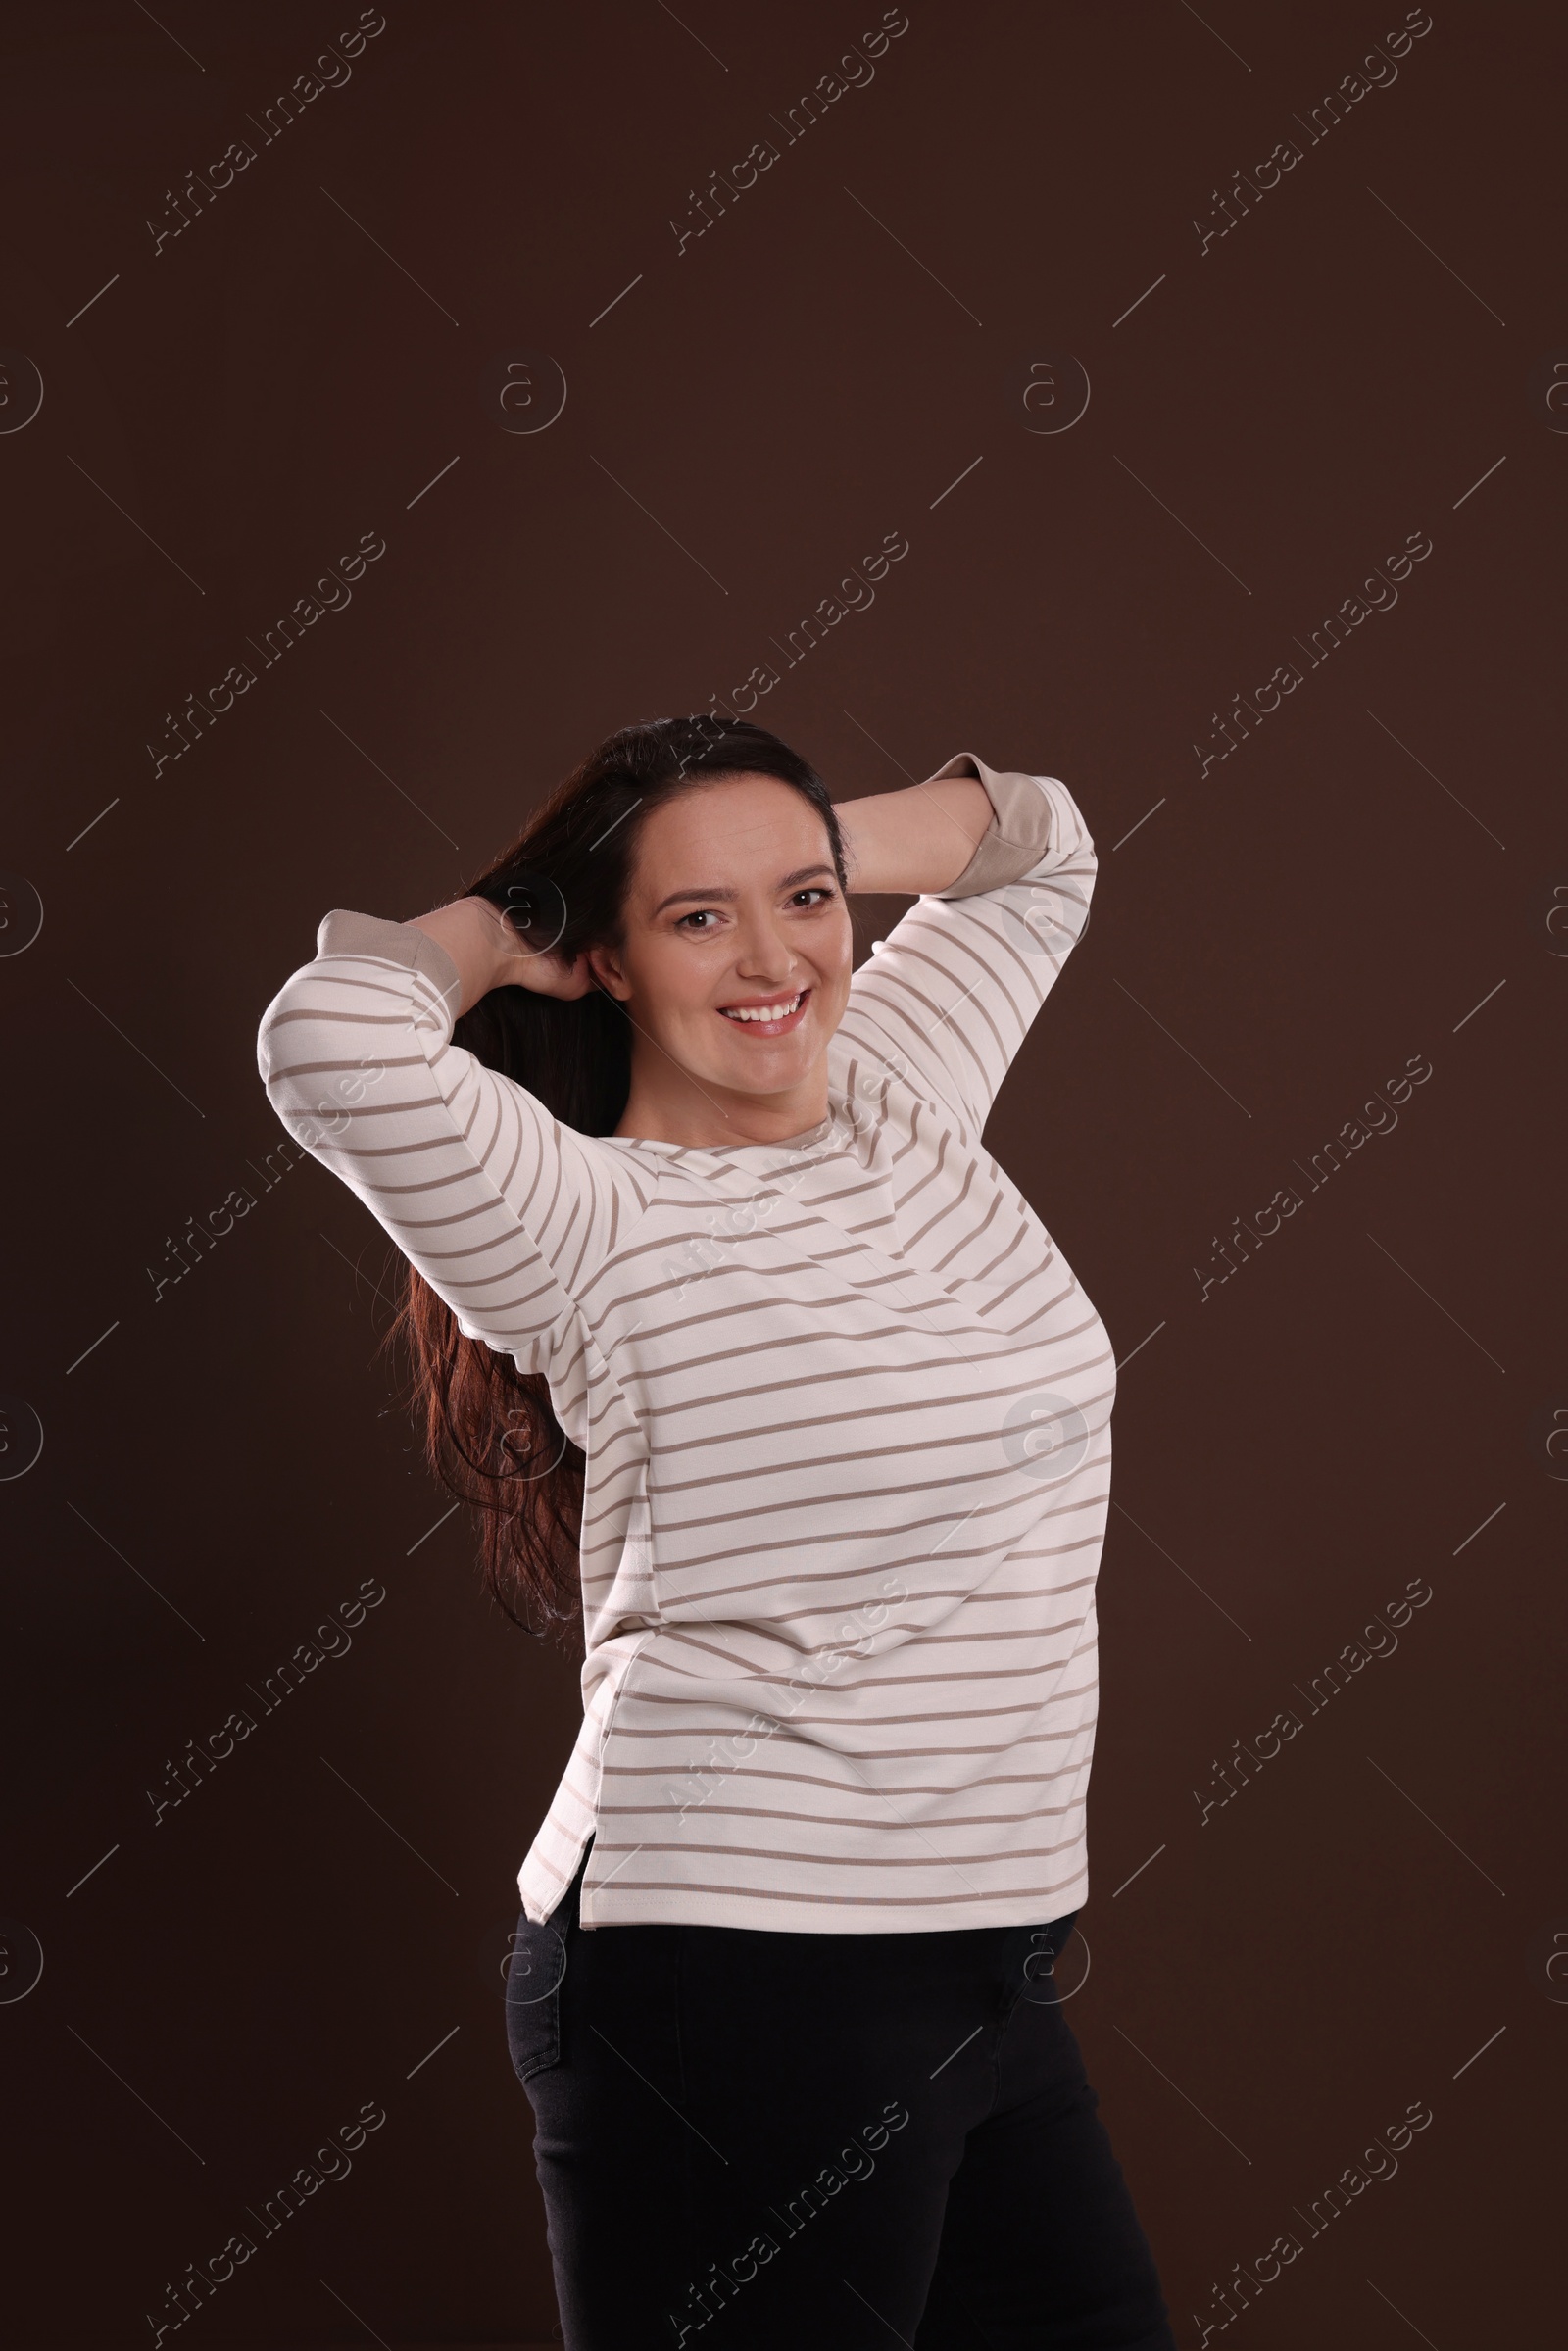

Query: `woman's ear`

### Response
(586, 942, 631, 1002)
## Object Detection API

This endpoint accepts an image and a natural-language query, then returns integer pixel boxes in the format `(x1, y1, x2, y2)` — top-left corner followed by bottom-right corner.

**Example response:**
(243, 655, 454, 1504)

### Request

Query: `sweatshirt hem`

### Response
(570, 1863, 1091, 1935)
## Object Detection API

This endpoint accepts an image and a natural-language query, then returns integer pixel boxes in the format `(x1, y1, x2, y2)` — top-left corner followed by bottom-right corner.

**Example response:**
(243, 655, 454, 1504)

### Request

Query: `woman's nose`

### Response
(733, 919, 797, 980)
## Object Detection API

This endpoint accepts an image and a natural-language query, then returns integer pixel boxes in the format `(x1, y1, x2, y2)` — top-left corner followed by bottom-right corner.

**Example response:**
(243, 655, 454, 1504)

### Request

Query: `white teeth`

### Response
(721, 993, 802, 1023)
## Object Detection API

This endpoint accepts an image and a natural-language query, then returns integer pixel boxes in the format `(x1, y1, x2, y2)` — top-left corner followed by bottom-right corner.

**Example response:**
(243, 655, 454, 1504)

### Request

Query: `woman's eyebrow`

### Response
(651, 864, 836, 916)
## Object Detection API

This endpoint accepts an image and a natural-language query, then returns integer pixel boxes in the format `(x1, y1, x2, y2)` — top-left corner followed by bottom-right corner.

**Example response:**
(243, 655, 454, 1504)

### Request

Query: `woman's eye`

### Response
(677, 890, 832, 931)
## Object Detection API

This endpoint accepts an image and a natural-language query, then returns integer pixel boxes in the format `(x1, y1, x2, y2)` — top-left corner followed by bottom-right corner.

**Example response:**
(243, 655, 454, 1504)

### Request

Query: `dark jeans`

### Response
(506, 1843, 1176, 2350)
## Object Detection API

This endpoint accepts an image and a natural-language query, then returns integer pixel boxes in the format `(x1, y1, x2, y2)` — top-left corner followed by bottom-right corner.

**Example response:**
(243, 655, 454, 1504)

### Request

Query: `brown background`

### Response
(2, 1, 1562, 2344)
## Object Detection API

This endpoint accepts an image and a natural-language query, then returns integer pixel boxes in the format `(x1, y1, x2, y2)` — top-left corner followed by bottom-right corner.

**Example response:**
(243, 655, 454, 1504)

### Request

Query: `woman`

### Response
(257, 715, 1175, 2349)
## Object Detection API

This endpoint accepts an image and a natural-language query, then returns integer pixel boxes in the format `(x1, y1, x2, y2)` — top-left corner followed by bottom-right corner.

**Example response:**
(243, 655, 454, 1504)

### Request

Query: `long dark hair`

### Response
(385, 715, 848, 1653)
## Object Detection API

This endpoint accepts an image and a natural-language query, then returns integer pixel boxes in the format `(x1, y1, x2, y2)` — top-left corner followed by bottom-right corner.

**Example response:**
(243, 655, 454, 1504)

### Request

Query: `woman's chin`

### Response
(712, 1052, 815, 1099)
(689, 1031, 821, 1104)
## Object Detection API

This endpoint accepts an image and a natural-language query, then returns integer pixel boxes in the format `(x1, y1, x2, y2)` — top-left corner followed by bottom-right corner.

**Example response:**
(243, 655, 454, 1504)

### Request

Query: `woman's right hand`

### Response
(404, 896, 594, 1018)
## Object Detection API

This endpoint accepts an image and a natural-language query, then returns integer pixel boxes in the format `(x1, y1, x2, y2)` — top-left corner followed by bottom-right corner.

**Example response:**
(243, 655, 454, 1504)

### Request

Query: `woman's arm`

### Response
(402, 896, 592, 1018)
(835, 756, 1097, 1136)
(833, 775, 995, 896)
(256, 907, 646, 1374)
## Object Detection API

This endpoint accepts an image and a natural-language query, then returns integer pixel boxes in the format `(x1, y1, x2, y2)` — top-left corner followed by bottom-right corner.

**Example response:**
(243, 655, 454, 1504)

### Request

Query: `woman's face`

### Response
(586, 772, 854, 1112)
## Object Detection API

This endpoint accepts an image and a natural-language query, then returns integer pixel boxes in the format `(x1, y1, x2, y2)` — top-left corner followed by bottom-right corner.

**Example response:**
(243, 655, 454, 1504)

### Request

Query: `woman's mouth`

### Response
(717, 988, 809, 1037)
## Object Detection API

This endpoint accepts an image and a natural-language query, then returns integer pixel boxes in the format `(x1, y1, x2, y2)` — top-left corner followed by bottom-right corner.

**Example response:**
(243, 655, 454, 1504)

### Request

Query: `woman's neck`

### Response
(613, 1068, 830, 1149)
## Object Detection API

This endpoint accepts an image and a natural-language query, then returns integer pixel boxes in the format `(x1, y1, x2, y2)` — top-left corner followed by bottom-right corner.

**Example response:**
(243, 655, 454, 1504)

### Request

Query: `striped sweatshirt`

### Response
(256, 754, 1112, 1933)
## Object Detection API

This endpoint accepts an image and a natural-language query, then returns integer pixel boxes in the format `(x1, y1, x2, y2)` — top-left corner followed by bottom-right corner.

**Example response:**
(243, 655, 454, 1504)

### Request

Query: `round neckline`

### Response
(606, 1110, 839, 1158)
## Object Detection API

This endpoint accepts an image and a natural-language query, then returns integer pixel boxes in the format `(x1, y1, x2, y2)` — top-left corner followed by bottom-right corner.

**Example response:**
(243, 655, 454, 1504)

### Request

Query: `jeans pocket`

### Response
(504, 1911, 568, 2085)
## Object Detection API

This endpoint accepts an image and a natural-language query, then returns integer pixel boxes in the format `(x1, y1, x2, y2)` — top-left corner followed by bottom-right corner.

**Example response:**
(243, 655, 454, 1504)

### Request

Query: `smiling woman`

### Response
(255, 712, 1177, 2348)
(404, 759, 994, 1151)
